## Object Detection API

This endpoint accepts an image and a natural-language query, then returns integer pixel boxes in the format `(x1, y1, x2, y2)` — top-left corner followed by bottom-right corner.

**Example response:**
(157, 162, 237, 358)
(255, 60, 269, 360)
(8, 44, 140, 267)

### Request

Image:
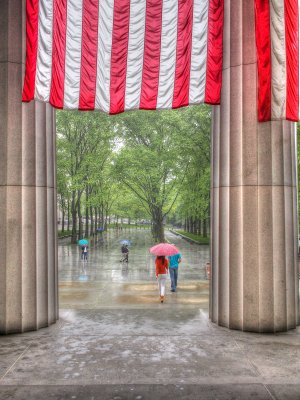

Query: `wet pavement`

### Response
(0, 229, 300, 399)
(58, 229, 210, 309)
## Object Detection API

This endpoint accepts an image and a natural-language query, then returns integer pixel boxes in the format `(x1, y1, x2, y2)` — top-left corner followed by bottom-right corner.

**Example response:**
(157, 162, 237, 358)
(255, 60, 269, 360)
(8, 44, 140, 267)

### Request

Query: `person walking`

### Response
(81, 245, 88, 261)
(120, 244, 129, 263)
(155, 256, 169, 303)
(168, 249, 182, 292)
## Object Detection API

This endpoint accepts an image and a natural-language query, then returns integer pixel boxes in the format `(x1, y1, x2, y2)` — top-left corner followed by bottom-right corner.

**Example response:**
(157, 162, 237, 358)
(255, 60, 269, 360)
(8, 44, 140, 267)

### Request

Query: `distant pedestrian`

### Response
(168, 249, 182, 292)
(120, 244, 129, 262)
(155, 256, 169, 303)
(81, 245, 88, 261)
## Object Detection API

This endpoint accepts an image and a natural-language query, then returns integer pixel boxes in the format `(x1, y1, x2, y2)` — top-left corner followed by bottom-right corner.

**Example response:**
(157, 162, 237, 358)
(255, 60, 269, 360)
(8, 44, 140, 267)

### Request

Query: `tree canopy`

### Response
(56, 106, 211, 242)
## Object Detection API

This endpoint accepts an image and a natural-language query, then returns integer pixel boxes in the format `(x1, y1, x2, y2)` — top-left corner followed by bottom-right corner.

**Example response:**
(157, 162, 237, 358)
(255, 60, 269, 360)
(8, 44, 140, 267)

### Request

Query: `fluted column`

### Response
(210, 0, 299, 332)
(0, 0, 58, 334)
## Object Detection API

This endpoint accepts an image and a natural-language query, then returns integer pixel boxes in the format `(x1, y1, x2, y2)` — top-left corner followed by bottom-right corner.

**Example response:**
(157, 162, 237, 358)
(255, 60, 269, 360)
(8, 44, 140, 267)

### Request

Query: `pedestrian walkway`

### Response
(59, 229, 210, 309)
(0, 230, 299, 399)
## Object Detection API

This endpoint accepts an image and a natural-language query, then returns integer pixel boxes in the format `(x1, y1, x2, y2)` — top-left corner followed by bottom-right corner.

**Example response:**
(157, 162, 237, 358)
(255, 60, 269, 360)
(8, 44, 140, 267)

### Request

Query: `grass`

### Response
(175, 230, 210, 245)
(58, 230, 72, 238)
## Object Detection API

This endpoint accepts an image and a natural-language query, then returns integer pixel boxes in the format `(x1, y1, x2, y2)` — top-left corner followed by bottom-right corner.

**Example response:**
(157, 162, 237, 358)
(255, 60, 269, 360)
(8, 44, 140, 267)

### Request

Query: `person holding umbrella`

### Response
(150, 243, 180, 303)
(82, 245, 88, 261)
(78, 239, 89, 261)
(120, 241, 130, 263)
(155, 256, 169, 303)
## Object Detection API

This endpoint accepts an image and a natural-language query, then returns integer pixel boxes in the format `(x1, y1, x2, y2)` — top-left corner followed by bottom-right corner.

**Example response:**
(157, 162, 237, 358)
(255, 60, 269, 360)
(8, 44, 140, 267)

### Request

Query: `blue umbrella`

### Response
(97, 227, 104, 232)
(78, 239, 89, 246)
(120, 240, 131, 246)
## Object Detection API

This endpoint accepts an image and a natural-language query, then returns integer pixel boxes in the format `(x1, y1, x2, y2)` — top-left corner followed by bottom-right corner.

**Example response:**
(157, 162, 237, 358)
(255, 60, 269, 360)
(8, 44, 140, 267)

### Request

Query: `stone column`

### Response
(0, 0, 58, 334)
(210, 0, 299, 332)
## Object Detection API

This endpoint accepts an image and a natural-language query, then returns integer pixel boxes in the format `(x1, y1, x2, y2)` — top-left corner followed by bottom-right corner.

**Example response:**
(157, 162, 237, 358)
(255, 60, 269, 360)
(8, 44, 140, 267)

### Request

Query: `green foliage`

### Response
(56, 106, 212, 242)
(58, 230, 72, 238)
(175, 230, 210, 245)
(169, 106, 211, 225)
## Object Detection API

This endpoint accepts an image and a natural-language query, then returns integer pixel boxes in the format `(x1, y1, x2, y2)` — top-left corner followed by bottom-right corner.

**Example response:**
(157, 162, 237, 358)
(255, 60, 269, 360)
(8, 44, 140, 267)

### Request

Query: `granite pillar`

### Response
(210, 0, 299, 332)
(0, 0, 58, 334)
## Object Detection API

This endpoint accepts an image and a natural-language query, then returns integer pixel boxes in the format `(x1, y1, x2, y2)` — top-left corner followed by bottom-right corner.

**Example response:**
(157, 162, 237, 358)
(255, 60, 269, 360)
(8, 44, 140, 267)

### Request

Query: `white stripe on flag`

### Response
(270, 0, 287, 119)
(189, 0, 208, 104)
(125, 0, 146, 111)
(95, 0, 114, 113)
(156, 0, 178, 109)
(35, 0, 53, 102)
(64, 0, 83, 109)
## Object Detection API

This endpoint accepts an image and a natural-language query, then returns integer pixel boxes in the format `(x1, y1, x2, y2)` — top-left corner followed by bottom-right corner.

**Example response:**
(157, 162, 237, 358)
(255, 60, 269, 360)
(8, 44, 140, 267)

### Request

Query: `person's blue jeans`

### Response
(169, 267, 178, 291)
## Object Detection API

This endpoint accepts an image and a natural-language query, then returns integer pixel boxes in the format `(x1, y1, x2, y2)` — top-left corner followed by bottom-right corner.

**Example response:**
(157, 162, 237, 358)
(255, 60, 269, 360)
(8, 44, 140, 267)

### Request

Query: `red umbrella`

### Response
(149, 243, 180, 256)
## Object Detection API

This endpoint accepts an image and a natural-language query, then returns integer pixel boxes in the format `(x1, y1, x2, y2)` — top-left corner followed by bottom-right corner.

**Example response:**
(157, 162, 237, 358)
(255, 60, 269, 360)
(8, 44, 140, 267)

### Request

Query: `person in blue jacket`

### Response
(168, 249, 182, 292)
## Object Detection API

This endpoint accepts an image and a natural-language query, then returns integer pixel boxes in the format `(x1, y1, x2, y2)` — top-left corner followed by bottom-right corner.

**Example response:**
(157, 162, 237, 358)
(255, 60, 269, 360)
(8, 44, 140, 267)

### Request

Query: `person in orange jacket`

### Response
(155, 256, 169, 303)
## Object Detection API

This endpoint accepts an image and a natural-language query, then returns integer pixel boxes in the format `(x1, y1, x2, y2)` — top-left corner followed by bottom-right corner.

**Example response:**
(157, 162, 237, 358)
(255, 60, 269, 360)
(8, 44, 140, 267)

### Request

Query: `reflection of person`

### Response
(168, 251, 182, 292)
(155, 256, 169, 303)
(81, 245, 88, 261)
(120, 244, 129, 262)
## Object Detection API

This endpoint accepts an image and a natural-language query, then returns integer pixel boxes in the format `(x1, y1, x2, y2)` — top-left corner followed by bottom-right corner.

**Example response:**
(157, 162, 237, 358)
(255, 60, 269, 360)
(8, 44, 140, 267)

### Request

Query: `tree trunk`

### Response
(85, 187, 89, 237)
(90, 206, 94, 235)
(151, 207, 165, 242)
(101, 204, 104, 229)
(152, 220, 164, 242)
(67, 198, 70, 231)
(71, 191, 77, 244)
(203, 218, 207, 238)
(78, 191, 83, 239)
(94, 207, 98, 231)
(62, 205, 65, 233)
(192, 217, 196, 234)
(197, 219, 201, 235)
(190, 217, 193, 233)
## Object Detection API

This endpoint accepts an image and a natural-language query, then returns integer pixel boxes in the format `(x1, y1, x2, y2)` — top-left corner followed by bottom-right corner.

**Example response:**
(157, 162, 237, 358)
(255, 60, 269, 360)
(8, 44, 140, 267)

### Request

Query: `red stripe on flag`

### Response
(109, 0, 131, 114)
(79, 0, 99, 110)
(22, 0, 39, 102)
(172, 0, 193, 109)
(254, 0, 272, 122)
(204, 0, 224, 105)
(49, 0, 68, 109)
(285, 0, 299, 122)
(140, 0, 163, 110)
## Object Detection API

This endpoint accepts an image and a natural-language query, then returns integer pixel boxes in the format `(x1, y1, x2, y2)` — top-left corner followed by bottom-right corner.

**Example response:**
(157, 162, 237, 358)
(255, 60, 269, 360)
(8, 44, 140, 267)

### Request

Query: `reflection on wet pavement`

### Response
(59, 229, 210, 309)
(2, 230, 300, 399)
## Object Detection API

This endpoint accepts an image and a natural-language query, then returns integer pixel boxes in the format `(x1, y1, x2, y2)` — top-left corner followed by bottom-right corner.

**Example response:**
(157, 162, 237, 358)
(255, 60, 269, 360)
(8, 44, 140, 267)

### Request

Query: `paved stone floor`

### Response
(0, 229, 300, 399)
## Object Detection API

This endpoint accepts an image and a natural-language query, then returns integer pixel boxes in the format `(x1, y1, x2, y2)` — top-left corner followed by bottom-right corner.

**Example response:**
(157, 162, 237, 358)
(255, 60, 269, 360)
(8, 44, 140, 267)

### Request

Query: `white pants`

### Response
(157, 274, 168, 297)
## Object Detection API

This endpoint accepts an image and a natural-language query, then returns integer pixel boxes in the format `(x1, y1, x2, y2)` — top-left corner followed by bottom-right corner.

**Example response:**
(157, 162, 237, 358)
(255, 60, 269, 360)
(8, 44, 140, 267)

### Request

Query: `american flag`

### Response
(255, 0, 300, 122)
(22, 0, 224, 114)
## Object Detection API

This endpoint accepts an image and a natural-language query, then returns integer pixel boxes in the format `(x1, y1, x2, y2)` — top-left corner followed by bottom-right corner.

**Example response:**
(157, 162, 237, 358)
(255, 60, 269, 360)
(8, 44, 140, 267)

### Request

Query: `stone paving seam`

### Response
(0, 344, 32, 383)
(264, 385, 278, 400)
(0, 317, 70, 382)
(232, 337, 261, 378)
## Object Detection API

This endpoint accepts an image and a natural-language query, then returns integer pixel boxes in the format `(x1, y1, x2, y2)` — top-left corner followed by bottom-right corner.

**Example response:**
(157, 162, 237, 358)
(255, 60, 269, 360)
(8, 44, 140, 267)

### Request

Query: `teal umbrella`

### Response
(78, 239, 89, 246)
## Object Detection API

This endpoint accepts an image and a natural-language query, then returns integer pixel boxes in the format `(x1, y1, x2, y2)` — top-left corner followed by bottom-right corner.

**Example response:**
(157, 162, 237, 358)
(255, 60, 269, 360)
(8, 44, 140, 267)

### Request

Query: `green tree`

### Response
(170, 106, 211, 237)
(56, 111, 113, 243)
(113, 110, 189, 242)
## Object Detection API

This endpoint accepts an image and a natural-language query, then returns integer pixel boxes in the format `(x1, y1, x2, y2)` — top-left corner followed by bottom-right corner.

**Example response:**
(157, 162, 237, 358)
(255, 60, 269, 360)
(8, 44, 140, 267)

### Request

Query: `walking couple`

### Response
(155, 250, 182, 303)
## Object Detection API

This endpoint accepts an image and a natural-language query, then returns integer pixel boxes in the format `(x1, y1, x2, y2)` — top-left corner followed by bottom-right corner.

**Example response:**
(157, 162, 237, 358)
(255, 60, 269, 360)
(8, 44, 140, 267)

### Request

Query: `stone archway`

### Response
(0, 0, 298, 334)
